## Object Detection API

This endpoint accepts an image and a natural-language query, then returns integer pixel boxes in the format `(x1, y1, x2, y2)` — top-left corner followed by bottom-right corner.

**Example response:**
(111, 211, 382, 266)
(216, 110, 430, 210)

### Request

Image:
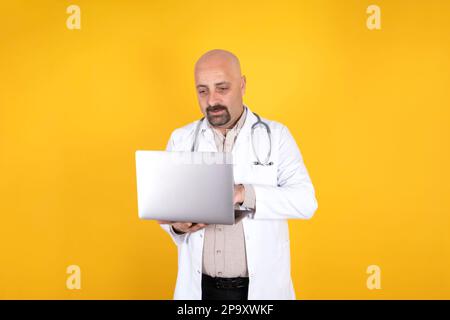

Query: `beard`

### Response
(206, 104, 231, 126)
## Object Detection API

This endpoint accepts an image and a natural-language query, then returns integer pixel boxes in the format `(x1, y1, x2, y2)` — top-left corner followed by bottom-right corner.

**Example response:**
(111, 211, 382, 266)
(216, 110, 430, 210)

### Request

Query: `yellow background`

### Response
(1, 0, 449, 299)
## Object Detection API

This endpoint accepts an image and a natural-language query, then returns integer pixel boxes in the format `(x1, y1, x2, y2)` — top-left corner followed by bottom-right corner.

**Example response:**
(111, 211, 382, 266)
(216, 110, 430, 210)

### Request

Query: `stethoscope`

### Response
(191, 111, 274, 166)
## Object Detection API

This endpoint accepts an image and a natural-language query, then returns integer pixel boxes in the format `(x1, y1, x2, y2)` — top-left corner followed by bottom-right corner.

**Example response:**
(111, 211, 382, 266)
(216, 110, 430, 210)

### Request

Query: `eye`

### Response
(217, 87, 228, 92)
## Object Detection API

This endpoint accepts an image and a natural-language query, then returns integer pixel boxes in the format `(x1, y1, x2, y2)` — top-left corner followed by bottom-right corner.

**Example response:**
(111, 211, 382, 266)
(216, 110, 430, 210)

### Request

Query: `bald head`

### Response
(195, 49, 242, 79)
(194, 49, 246, 132)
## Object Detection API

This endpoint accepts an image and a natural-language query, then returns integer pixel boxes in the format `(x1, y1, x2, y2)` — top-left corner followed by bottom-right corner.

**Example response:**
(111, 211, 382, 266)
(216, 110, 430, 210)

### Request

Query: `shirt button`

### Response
(216, 250, 221, 254)
(218, 272, 223, 276)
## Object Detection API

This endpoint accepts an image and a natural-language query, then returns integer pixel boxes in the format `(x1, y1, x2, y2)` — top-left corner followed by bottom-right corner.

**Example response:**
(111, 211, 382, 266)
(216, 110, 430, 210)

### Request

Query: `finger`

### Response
(189, 224, 207, 232)
(157, 220, 173, 224)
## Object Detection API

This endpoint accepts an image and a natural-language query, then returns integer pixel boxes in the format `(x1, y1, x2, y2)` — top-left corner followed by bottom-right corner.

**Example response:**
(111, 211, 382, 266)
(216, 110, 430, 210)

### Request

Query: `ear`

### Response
(241, 75, 247, 95)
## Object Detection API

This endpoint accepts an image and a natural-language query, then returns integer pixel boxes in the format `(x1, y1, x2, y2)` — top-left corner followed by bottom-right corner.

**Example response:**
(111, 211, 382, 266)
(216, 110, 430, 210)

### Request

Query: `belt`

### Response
(202, 274, 249, 289)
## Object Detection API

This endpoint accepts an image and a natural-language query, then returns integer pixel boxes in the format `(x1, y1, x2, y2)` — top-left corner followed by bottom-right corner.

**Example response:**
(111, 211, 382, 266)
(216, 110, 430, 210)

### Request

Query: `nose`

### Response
(207, 91, 221, 107)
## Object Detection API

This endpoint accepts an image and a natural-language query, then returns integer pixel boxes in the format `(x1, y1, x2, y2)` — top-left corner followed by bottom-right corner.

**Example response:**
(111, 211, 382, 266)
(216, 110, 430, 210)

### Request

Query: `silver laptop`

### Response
(135, 150, 250, 225)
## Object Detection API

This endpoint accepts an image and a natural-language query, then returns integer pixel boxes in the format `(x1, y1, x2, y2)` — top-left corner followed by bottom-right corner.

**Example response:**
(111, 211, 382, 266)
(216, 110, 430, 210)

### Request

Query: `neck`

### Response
(213, 107, 245, 136)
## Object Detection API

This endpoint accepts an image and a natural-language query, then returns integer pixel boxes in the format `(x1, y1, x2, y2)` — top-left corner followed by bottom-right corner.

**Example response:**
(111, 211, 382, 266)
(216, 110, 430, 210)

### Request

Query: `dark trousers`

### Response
(201, 274, 249, 300)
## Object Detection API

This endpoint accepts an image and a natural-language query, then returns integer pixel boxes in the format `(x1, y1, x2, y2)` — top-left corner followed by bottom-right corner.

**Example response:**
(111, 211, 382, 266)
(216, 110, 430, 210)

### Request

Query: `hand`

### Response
(157, 220, 207, 234)
(234, 184, 245, 205)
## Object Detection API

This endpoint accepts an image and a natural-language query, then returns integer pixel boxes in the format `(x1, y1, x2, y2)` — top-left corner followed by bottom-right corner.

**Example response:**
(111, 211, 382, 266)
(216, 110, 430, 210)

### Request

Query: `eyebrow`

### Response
(196, 81, 231, 89)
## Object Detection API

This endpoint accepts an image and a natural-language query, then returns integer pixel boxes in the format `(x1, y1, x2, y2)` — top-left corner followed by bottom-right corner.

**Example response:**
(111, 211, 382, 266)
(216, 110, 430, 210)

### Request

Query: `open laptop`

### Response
(135, 150, 251, 225)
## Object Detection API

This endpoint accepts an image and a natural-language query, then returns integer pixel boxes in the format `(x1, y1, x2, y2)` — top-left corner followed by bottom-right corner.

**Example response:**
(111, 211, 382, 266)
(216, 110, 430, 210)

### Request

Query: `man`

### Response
(159, 49, 318, 300)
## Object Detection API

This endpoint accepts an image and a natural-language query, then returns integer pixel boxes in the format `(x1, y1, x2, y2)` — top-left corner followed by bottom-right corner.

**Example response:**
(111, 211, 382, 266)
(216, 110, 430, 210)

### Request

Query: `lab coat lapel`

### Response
(196, 119, 217, 152)
(233, 105, 257, 150)
(232, 106, 258, 181)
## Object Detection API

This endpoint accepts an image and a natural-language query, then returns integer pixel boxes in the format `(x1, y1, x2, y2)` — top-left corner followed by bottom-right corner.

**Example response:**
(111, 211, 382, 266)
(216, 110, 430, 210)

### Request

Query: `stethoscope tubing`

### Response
(190, 111, 273, 166)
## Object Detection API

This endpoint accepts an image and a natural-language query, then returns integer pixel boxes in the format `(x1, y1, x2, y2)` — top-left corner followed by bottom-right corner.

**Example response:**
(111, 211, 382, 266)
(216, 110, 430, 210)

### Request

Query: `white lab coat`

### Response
(160, 105, 318, 300)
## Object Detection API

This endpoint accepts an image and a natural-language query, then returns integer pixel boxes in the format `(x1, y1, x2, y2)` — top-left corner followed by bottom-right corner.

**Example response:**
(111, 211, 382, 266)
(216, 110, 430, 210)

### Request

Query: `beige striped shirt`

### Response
(202, 107, 256, 278)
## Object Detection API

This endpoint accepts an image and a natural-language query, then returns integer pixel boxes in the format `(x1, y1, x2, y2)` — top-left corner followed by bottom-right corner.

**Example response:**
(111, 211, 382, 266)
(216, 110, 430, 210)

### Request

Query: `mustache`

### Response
(206, 104, 228, 112)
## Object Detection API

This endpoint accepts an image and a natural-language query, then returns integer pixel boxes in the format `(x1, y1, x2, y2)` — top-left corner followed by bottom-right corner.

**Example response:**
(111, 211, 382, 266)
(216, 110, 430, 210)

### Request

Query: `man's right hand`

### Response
(157, 221, 207, 234)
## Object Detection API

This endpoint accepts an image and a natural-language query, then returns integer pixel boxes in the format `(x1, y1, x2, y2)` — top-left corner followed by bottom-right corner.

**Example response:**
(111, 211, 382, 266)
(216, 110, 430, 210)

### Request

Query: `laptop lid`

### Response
(135, 150, 235, 225)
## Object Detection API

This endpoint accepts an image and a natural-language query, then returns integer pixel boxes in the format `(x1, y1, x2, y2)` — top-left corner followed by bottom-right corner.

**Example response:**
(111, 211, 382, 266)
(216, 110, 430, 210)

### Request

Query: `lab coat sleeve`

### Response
(157, 130, 188, 246)
(252, 125, 318, 220)
(242, 184, 256, 209)
(160, 223, 188, 247)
